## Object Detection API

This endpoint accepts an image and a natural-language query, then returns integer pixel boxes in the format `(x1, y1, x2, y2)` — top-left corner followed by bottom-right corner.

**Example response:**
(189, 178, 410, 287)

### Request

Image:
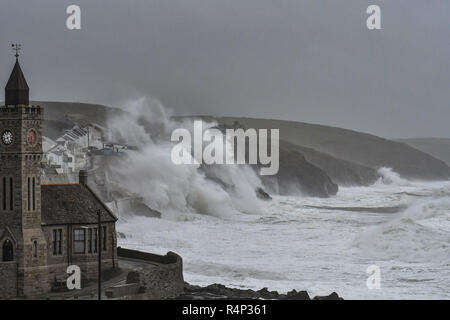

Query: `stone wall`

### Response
(117, 247, 177, 264)
(117, 248, 184, 300)
(1, 106, 51, 298)
(43, 222, 117, 288)
(16, 221, 118, 293)
(0, 262, 17, 299)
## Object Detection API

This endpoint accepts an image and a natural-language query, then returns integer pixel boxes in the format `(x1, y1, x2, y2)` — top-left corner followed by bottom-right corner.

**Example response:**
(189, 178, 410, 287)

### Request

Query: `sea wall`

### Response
(115, 247, 184, 299)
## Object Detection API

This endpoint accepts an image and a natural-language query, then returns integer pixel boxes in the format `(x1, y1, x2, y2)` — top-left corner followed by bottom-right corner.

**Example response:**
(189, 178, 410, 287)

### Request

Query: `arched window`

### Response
(2, 239, 13, 261)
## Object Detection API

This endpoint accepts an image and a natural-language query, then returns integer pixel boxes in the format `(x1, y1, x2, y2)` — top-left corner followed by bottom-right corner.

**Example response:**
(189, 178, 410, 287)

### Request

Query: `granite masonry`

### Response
(0, 54, 118, 298)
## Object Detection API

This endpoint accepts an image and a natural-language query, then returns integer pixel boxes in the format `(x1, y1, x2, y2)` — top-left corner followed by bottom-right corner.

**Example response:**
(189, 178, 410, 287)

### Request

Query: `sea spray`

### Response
(104, 96, 266, 219)
(119, 171, 450, 299)
(352, 197, 450, 261)
(376, 167, 412, 186)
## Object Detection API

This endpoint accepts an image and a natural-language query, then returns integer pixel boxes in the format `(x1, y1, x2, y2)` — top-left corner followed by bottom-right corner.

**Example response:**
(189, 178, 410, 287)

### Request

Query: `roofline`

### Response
(84, 184, 118, 222)
(41, 183, 80, 186)
(41, 183, 118, 224)
(41, 221, 115, 227)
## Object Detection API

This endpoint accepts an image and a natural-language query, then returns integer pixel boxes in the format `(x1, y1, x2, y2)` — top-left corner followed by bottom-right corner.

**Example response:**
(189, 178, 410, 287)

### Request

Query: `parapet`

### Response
(116, 247, 184, 299)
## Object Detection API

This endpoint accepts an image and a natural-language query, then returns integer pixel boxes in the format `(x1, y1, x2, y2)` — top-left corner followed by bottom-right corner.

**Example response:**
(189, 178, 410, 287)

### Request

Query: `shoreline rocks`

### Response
(176, 283, 343, 300)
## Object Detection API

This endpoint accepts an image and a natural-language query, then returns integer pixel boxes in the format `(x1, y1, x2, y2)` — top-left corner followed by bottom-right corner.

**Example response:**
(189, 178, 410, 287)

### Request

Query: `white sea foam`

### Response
(118, 172, 450, 299)
(376, 167, 412, 186)
(114, 97, 450, 299)
(106, 97, 265, 219)
(353, 197, 450, 261)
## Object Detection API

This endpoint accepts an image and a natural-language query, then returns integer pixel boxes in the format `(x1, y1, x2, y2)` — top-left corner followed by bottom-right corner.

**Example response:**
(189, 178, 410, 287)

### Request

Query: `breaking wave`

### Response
(118, 163, 450, 298)
(105, 97, 265, 219)
(376, 167, 412, 186)
(352, 197, 450, 261)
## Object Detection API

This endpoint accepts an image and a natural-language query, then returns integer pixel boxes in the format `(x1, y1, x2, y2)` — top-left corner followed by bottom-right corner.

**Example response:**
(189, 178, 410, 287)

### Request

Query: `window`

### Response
(88, 228, 93, 253)
(33, 240, 37, 258)
(73, 229, 85, 253)
(9, 177, 13, 210)
(2, 239, 13, 261)
(52, 230, 57, 255)
(93, 228, 98, 253)
(52, 229, 62, 255)
(58, 229, 62, 255)
(32, 177, 35, 211)
(2, 177, 6, 210)
(102, 226, 107, 251)
(27, 177, 30, 211)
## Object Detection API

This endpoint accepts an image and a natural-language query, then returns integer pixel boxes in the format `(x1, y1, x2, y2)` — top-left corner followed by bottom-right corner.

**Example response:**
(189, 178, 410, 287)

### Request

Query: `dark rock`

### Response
(280, 140, 379, 186)
(199, 124, 338, 198)
(255, 187, 272, 200)
(283, 289, 310, 300)
(257, 287, 280, 299)
(260, 149, 338, 197)
(313, 292, 343, 300)
(184, 282, 202, 292)
(130, 202, 161, 218)
(204, 284, 231, 296)
(177, 282, 342, 300)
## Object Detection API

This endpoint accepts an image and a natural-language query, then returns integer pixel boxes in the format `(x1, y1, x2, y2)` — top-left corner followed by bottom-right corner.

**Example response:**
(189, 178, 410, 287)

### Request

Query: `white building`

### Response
(44, 144, 76, 174)
(56, 123, 106, 152)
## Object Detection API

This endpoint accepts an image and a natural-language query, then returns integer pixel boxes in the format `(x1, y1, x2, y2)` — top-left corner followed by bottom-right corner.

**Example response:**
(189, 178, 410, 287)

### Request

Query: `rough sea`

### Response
(117, 169, 450, 299)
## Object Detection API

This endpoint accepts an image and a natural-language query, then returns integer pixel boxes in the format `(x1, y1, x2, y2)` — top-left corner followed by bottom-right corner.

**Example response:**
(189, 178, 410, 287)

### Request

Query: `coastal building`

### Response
(42, 123, 105, 174)
(0, 52, 118, 298)
(45, 144, 76, 173)
(56, 123, 105, 152)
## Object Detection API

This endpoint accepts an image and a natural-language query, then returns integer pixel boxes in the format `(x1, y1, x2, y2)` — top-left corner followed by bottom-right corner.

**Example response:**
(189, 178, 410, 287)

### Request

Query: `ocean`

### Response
(117, 169, 450, 300)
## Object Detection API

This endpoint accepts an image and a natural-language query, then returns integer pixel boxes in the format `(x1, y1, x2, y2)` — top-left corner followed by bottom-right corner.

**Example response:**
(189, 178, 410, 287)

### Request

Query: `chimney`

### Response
(79, 170, 88, 186)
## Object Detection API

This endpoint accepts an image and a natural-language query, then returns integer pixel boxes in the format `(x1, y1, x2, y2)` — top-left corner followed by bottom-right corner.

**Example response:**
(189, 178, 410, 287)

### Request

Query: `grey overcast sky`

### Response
(0, 0, 449, 138)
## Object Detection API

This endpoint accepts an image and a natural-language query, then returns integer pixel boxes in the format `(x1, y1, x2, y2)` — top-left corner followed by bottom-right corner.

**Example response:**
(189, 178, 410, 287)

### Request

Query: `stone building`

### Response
(0, 54, 118, 299)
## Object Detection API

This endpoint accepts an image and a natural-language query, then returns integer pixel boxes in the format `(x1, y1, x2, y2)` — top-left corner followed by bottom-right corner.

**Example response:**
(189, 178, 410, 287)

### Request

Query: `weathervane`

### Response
(11, 43, 22, 60)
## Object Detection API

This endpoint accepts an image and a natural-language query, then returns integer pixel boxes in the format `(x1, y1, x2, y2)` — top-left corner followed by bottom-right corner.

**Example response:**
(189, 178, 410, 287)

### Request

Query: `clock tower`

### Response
(0, 46, 49, 297)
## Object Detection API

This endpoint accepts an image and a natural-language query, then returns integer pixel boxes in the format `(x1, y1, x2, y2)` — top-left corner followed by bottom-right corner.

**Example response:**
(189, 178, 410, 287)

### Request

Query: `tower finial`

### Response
(11, 43, 22, 61)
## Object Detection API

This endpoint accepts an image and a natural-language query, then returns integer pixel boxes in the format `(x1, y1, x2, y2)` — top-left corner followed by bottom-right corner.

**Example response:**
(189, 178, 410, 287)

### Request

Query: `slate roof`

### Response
(41, 184, 117, 225)
(5, 60, 29, 106)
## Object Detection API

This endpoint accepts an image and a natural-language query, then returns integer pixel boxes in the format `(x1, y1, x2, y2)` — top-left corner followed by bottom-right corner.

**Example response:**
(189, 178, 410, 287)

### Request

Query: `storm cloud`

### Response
(0, 0, 449, 138)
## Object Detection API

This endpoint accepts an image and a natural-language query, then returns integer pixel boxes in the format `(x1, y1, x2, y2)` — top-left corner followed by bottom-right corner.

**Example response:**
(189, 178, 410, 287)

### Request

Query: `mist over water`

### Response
(112, 98, 450, 299)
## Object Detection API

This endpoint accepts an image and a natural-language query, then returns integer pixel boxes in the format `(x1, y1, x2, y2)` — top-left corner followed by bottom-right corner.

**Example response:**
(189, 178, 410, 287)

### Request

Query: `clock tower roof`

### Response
(5, 58, 29, 106)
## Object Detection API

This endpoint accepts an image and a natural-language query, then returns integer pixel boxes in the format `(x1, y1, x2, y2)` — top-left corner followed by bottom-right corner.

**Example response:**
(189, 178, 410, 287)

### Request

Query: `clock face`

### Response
(27, 129, 36, 146)
(2, 130, 13, 145)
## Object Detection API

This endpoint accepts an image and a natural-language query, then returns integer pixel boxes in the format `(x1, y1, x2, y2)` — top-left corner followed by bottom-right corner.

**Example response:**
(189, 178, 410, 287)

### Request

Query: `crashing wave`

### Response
(375, 167, 412, 186)
(352, 197, 450, 261)
(103, 97, 265, 219)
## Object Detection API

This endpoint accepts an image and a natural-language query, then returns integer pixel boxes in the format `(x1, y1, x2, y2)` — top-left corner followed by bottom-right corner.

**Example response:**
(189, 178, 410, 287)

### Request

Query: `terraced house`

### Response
(0, 53, 118, 299)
